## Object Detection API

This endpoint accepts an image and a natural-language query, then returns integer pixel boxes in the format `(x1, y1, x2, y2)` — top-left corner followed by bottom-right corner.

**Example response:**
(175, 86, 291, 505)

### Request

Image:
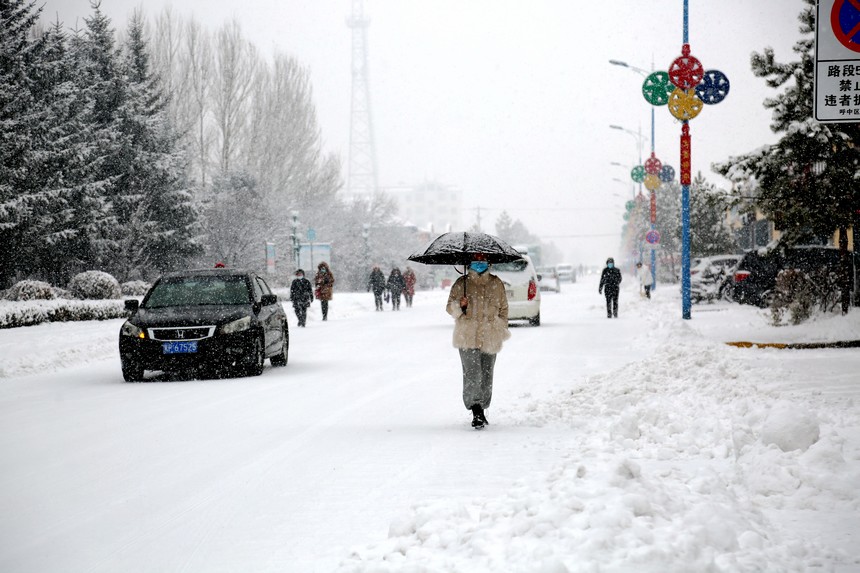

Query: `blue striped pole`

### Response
(681, 0, 691, 319)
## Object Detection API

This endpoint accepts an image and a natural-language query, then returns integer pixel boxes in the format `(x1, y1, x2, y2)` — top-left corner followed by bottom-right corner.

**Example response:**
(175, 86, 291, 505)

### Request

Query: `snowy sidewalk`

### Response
(338, 280, 860, 572)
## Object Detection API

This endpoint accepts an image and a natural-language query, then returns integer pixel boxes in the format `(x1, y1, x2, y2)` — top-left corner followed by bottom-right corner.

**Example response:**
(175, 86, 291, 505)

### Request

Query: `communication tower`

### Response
(346, 0, 378, 201)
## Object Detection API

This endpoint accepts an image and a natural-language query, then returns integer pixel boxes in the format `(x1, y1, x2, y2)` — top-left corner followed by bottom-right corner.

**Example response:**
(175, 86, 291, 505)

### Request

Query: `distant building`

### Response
(383, 181, 463, 234)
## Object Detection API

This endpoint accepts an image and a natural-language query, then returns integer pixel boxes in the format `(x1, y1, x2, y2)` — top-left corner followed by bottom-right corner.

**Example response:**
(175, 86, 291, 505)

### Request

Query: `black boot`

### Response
(471, 404, 486, 428)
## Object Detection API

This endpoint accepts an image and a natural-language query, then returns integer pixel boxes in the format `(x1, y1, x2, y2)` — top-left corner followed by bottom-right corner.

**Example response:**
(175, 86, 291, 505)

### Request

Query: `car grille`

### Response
(149, 326, 216, 341)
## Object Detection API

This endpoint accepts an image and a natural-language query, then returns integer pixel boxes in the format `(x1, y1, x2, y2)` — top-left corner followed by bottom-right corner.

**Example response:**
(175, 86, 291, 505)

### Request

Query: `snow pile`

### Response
(339, 453, 826, 572)
(687, 301, 860, 344)
(338, 318, 857, 571)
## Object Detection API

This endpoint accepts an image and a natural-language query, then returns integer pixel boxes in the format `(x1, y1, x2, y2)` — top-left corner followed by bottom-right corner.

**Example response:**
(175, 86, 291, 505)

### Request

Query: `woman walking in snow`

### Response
(289, 269, 313, 327)
(636, 261, 653, 299)
(387, 267, 406, 310)
(446, 253, 510, 428)
(367, 266, 386, 311)
(314, 262, 335, 321)
(403, 266, 417, 307)
(598, 257, 622, 318)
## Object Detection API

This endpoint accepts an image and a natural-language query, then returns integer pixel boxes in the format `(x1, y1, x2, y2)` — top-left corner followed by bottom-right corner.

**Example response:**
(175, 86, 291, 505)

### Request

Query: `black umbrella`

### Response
(408, 232, 523, 294)
(408, 231, 523, 265)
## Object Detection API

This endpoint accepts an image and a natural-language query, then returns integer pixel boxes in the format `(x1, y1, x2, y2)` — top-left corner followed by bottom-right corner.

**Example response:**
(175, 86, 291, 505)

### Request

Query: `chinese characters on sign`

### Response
(822, 64, 860, 117)
(815, 0, 860, 122)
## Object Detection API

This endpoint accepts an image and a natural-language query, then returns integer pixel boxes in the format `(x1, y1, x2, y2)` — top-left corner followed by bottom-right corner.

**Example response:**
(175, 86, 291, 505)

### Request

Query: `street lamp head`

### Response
(608, 59, 629, 68)
(609, 125, 624, 130)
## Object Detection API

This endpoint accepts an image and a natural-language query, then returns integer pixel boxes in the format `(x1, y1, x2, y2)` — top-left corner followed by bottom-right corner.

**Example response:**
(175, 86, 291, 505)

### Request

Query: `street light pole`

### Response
(610, 124, 648, 266)
(361, 223, 370, 274)
(290, 211, 300, 271)
(610, 59, 661, 291)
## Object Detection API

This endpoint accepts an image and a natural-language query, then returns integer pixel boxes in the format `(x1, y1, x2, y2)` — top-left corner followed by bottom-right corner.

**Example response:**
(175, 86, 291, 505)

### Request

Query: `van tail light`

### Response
(734, 270, 751, 283)
(528, 280, 537, 300)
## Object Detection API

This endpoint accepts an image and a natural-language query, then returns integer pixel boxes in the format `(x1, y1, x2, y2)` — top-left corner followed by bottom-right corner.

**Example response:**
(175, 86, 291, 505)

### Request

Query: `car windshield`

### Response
(493, 260, 528, 272)
(143, 275, 251, 308)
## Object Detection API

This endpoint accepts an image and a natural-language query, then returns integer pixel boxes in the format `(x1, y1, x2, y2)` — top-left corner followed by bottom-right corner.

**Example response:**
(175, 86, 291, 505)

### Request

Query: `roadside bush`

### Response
(769, 268, 840, 326)
(68, 271, 121, 300)
(5, 280, 55, 301)
(121, 280, 151, 296)
(52, 287, 71, 299)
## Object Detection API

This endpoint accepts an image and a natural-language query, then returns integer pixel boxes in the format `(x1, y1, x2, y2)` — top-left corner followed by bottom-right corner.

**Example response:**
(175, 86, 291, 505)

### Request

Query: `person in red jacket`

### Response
(314, 262, 335, 321)
(403, 266, 417, 307)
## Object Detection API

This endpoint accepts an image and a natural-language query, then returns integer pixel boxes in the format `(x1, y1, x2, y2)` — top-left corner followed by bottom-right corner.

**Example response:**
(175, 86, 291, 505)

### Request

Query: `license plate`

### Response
(162, 341, 198, 354)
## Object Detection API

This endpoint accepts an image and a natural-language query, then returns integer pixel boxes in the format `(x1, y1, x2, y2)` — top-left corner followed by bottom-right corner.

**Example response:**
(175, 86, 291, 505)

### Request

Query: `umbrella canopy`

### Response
(408, 232, 523, 266)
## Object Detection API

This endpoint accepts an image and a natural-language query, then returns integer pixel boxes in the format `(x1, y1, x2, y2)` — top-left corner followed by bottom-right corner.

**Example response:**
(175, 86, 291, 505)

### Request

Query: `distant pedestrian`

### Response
(446, 253, 511, 429)
(289, 269, 313, 327)
(314, 262, 334, 321)
(403, 266, 417, 307)
(387, 267, 406, 311)
(637, 262, 653, 299)
(368, 266, 386, 311)
(598, 257, 622, 318)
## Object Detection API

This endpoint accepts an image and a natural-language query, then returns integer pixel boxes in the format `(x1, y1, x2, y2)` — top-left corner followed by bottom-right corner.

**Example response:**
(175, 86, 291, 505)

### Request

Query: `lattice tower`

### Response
(346, 0, 378, 201)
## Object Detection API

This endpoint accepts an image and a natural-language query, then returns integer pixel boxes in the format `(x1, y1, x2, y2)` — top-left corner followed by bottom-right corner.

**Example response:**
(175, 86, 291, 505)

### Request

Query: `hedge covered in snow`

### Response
(68, 271, 122, 300)
(121, 280, 151, 296)
(0, 299, 128, 329)
(4, 280, 56, 301)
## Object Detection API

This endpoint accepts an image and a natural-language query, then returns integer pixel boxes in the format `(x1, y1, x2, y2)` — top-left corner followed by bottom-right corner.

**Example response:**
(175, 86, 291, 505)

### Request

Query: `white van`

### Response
(492, 254, 541, 326)
(556, 263, 575, 283)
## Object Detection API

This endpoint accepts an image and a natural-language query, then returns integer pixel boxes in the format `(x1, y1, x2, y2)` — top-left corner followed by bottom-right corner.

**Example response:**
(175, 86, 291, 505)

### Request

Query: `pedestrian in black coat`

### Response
(368, 266, 386, 311)
(598, 257, 622, 318)
(290, 269, 314, 327)
(387, 267, 406, 310)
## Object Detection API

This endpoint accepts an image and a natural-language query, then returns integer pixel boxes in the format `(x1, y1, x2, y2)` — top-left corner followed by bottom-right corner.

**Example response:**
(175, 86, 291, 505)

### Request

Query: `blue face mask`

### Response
(470, 261, 489, 274)
(608, 263, 614, 269)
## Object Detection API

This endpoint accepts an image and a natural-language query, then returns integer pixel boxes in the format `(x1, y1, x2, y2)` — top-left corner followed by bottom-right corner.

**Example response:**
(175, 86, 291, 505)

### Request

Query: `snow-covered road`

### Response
(1, 275, 858, 572)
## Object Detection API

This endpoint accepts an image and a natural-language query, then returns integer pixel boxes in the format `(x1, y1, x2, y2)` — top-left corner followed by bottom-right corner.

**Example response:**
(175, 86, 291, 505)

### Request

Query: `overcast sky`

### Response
(43, 0, 802, 265)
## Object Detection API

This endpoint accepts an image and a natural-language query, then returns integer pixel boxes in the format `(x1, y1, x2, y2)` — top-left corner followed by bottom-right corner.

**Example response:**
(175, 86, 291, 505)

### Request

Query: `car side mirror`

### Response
(261, 293, 278, 306)
(124, 299, 139, 314)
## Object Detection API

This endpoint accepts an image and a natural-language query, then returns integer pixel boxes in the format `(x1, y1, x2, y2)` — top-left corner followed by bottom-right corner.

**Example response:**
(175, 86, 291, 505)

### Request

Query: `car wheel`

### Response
(245, 336, 265, 377)
(758, 289, 775, 308)
(528, 313, 541, 327)
(121, 359, 143, 382)
(270, 326, 289, 367)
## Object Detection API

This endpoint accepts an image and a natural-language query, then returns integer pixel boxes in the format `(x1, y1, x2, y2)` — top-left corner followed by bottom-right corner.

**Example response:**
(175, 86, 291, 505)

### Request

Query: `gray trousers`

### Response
(459, 349, 497, 410)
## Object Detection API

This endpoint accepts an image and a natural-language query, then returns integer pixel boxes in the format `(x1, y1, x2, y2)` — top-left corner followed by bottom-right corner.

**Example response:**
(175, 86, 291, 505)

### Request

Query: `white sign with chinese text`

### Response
(815, 0, 860, 122)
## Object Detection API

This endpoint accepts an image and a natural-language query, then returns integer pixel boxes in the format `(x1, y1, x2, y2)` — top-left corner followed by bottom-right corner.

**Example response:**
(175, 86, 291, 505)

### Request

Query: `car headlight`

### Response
(121, 321, 145, 339)
(221, 316, 251, 335)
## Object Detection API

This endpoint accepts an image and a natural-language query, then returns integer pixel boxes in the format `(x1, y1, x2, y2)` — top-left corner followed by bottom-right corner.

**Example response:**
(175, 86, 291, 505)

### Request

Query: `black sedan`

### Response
(119, 268, 289, 381)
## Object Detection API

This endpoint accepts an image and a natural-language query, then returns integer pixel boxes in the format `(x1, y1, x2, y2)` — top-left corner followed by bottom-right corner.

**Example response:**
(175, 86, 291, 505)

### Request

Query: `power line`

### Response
(540, 233, 620, 238)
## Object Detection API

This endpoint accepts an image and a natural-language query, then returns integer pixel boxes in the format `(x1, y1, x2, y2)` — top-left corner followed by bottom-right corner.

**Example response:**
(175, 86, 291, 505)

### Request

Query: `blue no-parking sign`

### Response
(815, 0, 860, 122)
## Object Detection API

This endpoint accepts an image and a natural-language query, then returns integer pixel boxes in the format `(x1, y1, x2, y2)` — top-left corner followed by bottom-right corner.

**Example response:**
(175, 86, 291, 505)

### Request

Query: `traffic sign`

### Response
(307, 228, 316, 241)
(815, 0, 860, 122)
(645, 229, 661, 244)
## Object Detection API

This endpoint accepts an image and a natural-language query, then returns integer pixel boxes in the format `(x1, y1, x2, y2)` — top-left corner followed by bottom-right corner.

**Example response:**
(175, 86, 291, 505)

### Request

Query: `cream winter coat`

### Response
(637, 265, 653, 286)
(446, 269, 511, 354)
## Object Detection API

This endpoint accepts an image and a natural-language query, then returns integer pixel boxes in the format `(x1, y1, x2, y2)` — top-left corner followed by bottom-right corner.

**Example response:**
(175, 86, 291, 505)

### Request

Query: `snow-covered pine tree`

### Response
(0, 0, 48, 287)
(113, 11, 199, 279)
(689, 174, 737, 257)
(22, 20, 97, 285)
(715, 0, 859, 245)
(67, 4, 126, 273)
